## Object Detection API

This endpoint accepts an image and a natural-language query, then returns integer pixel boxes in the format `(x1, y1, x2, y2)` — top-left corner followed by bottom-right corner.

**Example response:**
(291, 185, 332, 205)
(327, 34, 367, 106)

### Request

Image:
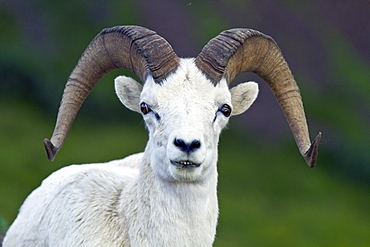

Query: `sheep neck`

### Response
(129, 150, 219, 246)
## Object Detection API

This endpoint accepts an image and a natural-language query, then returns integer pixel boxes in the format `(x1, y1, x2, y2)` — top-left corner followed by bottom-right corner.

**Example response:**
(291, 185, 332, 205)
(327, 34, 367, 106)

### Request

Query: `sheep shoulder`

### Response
(3, 153, 143, 247)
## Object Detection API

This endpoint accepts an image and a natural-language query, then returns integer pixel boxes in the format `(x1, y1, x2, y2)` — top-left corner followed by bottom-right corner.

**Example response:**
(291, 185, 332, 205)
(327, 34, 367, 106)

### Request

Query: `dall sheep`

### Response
(3, 26, 321, 246)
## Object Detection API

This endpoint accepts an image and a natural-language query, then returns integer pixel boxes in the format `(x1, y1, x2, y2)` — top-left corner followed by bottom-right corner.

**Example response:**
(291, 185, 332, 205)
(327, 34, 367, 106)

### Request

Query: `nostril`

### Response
(190, 140, 201, 150)
(174, 138, 201, 153)
(174, 138, 186, 149)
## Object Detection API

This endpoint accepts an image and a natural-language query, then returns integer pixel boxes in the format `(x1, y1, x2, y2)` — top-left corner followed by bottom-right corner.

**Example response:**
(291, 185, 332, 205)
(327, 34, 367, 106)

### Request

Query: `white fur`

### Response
(4, 58, 258, 247)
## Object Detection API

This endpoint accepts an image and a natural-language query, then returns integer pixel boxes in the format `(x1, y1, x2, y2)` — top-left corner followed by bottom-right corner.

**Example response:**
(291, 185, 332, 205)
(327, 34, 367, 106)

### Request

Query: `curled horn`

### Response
(44, 26, 179, 161)
(195, 28, 321, 167)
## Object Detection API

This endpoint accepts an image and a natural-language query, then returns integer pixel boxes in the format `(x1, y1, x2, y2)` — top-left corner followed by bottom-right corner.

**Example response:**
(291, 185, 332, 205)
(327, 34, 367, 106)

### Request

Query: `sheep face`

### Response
(116, 58, 258, 182)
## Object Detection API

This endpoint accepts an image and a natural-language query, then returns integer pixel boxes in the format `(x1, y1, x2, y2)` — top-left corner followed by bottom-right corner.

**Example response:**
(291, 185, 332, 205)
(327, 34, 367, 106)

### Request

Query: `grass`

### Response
(216, 138, 370, 246)
(1, 100, 369, 246)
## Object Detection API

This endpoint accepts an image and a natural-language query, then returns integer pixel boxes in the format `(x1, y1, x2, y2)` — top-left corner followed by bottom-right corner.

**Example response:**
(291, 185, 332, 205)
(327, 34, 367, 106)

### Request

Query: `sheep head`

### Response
(115, 59, 258, 182)
(44, 25, 321, 168)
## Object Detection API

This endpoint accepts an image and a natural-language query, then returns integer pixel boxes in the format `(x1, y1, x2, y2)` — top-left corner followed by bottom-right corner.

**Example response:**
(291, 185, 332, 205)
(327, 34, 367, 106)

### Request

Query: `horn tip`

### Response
(304, 132, 322, 168)
(43, 138, 59, 161)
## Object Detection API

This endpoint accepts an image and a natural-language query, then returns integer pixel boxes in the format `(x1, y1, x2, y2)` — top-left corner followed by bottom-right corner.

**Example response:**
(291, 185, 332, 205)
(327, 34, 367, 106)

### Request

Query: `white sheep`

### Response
(3, 26, 321, 247)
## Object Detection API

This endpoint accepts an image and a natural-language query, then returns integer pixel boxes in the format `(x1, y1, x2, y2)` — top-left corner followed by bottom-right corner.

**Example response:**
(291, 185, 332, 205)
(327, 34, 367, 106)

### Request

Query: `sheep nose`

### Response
(174, 138, 201, 153)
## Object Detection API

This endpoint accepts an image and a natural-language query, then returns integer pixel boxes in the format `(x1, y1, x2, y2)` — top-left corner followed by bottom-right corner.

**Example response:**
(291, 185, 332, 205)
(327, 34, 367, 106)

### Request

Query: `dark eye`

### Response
(140, 102, 152, 115)
(220, 104, 232, 117)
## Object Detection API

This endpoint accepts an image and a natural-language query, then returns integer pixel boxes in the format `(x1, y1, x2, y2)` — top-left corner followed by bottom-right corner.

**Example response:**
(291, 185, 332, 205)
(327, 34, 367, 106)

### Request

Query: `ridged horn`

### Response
(44, 25, 179, 161)
(195, 28, 321, 167)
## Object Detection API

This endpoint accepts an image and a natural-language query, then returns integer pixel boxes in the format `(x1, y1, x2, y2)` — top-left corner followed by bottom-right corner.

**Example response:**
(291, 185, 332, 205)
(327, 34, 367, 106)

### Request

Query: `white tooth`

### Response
(176, 161, 198, 167)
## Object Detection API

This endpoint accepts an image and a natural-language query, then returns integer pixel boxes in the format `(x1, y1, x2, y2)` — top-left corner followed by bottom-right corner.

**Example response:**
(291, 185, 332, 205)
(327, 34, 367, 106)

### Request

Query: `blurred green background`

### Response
(1, 0, 369, 246)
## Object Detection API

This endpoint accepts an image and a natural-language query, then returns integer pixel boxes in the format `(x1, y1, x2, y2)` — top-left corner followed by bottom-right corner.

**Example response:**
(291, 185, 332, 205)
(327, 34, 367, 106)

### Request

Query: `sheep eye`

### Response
(220, 104, 232, 117)
(140, 102, 152, 115)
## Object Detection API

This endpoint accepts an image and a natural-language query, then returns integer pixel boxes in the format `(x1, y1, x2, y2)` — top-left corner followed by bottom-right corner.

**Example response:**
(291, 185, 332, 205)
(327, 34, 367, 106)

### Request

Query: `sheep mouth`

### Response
(171, 160, 201, 168)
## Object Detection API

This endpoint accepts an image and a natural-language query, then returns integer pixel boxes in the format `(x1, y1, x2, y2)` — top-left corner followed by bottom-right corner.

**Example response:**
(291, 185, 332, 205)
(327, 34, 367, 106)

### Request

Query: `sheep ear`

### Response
(115, 76, 143, 113)
(230, 81, 259, 116)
